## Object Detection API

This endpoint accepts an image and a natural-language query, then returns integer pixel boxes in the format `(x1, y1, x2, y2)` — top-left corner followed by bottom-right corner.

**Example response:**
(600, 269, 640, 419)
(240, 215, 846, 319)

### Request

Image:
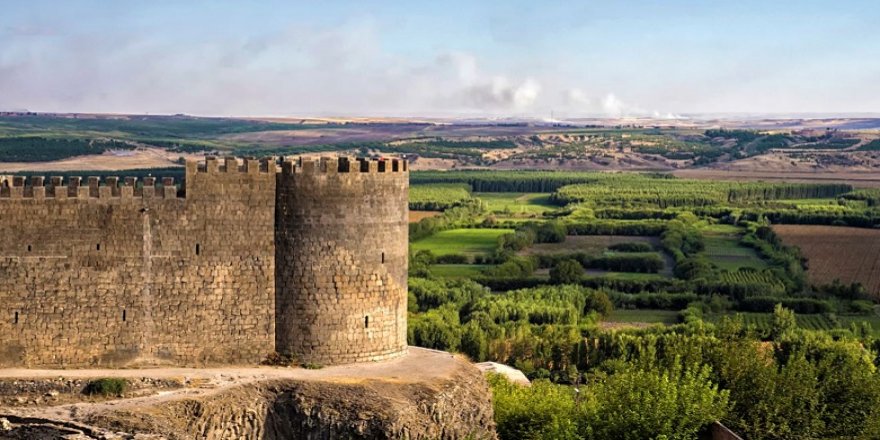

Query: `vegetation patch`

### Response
(82, 378, 128, 397)
(411, 228, 513, 256)
(701, 235, 769, 271)
(430, 264, 490, 279)
(0, 137, 133, 162)
(476, 192, 557, 216)
(773, 225, 880, 297)
(409, 183, 472, 210)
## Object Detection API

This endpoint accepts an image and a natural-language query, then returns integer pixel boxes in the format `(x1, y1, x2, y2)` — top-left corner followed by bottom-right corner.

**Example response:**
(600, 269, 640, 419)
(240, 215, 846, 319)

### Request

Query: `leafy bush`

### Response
(483, 256, 537, 278)
(550, 259, 583, 284)
(490, 364, 730, 440)
(607, 242, 653, 252)
(83, 378, 128, 396)
(435, 253, 470, 264)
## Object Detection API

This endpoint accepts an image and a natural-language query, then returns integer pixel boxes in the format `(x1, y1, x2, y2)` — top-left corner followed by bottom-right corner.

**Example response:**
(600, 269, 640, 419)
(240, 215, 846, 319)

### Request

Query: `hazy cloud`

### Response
(2, 3, 876, 117)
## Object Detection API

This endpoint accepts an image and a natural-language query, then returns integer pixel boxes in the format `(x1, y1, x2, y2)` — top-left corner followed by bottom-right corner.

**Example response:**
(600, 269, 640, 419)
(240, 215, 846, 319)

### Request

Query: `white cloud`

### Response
(0, 19, 688, 118)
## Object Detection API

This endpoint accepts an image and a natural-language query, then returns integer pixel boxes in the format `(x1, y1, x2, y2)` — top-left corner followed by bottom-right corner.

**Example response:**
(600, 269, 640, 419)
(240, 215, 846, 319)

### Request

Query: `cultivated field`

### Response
(475, 192, 559, 215)
(410, 228, 513, 256)
(702, 234, 769, 271)
(521, 235, 658, 255)
(774, 225, 880, 296)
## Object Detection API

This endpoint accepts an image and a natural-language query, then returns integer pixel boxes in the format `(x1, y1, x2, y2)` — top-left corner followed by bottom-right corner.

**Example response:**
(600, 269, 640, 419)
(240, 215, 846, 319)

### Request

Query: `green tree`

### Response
(460, 321, 488, 362)
(550, 259, 583, 284)
(770, 303, 796, 341)
(579, 364, 729, 440)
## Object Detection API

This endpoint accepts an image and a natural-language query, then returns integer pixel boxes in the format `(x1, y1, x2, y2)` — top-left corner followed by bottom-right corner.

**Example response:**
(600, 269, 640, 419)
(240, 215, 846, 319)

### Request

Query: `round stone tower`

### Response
(275, 157, 409, 365)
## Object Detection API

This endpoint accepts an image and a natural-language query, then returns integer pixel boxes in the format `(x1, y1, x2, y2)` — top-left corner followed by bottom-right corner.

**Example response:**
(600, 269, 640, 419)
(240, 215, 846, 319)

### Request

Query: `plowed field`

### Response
(774, 225, 880, 296)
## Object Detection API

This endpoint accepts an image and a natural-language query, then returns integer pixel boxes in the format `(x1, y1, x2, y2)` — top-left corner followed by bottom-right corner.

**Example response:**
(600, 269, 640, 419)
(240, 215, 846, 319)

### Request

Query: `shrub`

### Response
(550, 259, 583, 284)
(607, 242, 653, 252)
(435, 253, 470, 264)
(579, 365, 729, 440)
(489, 365, 729, 440)
(83, 378, 128, 396)
(582, 253, 664, 273)
(534, 221, 567, 243)
(483, 257, 537, 278)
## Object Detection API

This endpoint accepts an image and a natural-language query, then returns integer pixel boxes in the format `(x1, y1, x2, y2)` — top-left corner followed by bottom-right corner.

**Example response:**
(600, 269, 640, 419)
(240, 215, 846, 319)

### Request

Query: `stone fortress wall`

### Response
(0, 156, 408, 368)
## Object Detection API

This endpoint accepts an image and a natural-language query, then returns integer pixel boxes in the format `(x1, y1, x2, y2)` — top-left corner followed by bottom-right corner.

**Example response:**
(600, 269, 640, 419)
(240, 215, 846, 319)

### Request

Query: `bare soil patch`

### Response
(598, 321, 656, 331)
(409, 211, 441, 223)
(0, 148, 195, 173)
(773, 225, 880, 296)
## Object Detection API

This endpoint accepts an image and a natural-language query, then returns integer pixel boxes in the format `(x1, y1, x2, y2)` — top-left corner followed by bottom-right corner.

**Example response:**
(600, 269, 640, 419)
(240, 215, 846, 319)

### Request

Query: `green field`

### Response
(837, 313, 880, 336)
(522, 235, 658, 256)
(705, 312, 836, 331)
(411, 228, 513, 256)
(776, 198, 839, 206)
(475, 192, 557, 215)
(699, 224, 744, 234)
(606, 309, 682, 325)
(585, 271, 670, 281)
(409, 183, 472, 210)
(702, 235, 769, 271)
(607, 310, 880, 335)
(430, 264, 490, 278)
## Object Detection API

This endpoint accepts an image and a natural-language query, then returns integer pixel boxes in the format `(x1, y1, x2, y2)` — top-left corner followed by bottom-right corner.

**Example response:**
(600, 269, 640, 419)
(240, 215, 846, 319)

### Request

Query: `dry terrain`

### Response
(773, 225, 880, 296)
(0, 148, 194, 173)
(0, 348, 496, 439)
(409, 210, 441, 223)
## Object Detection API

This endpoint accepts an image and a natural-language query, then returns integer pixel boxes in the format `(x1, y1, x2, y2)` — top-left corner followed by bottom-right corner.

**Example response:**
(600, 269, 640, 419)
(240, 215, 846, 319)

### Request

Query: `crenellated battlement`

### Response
(280, 156, 408, 175)
(0, 174, 182, 199)
(187, 156, 275, 175)
(0, 156, 405, 202)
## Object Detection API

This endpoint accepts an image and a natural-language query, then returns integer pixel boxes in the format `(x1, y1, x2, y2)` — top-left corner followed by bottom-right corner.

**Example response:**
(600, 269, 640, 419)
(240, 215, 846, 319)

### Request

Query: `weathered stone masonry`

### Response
(0, 156, 408, 368)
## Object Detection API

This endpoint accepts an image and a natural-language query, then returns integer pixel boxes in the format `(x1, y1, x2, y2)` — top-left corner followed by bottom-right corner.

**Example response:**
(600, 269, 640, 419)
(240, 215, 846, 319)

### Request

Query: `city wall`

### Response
(0, 156, 409, 368)
(0, 158, 276, 367)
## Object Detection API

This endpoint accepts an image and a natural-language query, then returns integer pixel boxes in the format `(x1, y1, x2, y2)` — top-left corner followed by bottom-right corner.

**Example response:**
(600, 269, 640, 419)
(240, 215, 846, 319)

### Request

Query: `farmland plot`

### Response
(774, 225, 880, 296)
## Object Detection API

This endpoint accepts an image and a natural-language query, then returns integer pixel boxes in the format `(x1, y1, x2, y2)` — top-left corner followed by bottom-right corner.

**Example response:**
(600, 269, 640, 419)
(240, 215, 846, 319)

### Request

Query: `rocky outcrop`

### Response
(90, 372, 495, 439)
(0, 350, 496, 440)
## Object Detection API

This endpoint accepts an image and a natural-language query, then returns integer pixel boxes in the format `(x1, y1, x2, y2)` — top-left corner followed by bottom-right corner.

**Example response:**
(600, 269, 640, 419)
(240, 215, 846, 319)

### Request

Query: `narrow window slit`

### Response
(381, 252, 385, 264)
(96, 243, 101, 251)
(27, 245, 31, 252)
(122, 309, 127, 322)
(196, 243, 200, 256)
(364, 316, 369, 328)
(14, 312, 19, 324)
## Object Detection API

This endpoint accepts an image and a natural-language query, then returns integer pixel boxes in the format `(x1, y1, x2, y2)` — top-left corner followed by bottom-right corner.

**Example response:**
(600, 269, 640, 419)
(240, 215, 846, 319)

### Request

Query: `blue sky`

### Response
(1, 0, 878, 117)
